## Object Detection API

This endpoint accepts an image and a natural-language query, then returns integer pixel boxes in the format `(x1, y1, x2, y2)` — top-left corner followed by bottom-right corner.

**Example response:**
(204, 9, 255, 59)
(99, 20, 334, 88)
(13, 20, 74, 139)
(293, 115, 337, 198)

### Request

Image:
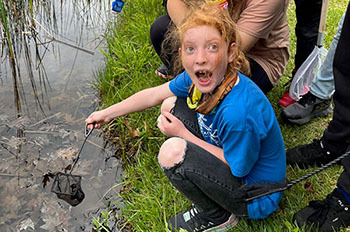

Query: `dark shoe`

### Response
(155, 64, 172, 79)
(278, 89, 296, 107)
(293, 189, 350, 232)
(281, 92, 332, 125)
(286, 139, 341, 168)
(167, 206, 239, 232)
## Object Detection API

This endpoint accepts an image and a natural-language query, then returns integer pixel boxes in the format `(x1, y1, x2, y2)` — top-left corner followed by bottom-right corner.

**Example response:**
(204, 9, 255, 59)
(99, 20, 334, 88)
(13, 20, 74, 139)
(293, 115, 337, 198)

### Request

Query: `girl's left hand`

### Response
(157, 111, 187, 137)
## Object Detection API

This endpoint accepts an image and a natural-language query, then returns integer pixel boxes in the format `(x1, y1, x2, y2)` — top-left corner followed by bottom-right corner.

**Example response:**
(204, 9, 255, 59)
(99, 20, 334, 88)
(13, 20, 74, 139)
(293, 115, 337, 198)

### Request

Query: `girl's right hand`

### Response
(85, 110, 111, 129)
(157, 111, 188, 137)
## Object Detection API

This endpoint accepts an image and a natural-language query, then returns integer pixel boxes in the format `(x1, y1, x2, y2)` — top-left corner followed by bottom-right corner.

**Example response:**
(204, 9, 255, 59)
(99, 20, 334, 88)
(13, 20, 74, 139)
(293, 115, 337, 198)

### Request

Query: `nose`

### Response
(195, 49, 207, 65)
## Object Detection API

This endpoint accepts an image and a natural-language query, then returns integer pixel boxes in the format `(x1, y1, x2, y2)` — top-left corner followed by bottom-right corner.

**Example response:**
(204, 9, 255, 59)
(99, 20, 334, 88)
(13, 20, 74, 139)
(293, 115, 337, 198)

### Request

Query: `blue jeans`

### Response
(161, 98, 249, 217)
(310, 13, 345, 100)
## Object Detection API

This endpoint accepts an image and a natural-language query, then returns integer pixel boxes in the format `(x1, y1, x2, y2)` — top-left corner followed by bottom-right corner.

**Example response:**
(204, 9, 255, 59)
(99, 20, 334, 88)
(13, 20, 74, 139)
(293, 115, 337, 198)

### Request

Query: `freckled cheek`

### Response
(211, 55, 219, 66)
(206, 54, 219, 72)
(181, 55, 194, 68)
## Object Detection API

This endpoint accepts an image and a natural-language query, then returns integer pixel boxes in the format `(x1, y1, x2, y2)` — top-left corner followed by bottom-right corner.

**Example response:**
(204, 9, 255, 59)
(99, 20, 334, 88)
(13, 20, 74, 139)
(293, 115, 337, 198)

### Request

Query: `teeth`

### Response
(195, 70, 211, 78)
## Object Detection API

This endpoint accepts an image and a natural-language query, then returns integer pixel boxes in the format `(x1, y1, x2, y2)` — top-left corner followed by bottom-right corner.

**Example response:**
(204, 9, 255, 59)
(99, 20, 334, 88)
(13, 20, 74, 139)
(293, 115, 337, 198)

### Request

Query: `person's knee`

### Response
(158, 137, 186, 168)
(161, 96, 177, 113)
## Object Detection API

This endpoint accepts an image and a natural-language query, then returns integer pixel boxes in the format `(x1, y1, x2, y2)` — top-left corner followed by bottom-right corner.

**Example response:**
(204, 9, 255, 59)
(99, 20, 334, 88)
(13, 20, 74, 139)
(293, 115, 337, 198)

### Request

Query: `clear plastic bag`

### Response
(289, 46, 328, 101)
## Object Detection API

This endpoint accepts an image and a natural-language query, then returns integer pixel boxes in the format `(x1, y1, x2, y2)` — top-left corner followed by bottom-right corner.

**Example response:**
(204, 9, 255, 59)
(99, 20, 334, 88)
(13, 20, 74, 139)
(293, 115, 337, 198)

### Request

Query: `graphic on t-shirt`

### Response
(198, 113, 220, 146)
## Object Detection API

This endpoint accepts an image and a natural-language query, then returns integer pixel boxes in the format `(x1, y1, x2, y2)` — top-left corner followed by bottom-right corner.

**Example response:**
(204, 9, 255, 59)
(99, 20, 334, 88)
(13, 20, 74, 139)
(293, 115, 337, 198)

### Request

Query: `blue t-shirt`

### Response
(169, 71, 286, 219)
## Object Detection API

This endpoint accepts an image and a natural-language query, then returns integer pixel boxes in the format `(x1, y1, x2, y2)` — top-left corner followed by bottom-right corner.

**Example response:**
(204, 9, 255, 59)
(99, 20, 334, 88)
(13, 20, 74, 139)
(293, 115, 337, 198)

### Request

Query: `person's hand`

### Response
(157, 111, 188, 137)
(85, 109, 111, 129)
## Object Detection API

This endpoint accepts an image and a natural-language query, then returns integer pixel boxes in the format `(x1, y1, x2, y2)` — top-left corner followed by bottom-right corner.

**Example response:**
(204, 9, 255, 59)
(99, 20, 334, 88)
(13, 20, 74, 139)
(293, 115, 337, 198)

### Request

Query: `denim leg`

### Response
(161, 140, 249, 217)
(310, 13, 345, 99)
(171, 97, 204, 140)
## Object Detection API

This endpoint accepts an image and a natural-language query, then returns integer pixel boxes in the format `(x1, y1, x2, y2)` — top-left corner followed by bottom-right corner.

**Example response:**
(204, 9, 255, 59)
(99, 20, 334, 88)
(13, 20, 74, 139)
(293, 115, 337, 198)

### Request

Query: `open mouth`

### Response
(195, 70, 212, 80)
(195, 70, 213, 86)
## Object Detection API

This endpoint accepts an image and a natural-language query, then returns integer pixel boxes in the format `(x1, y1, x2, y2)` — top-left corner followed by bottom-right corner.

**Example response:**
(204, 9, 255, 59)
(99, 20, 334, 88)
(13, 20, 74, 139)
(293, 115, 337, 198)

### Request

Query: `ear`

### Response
(179, 47, 182, 56)
(228, 42, 236, 63)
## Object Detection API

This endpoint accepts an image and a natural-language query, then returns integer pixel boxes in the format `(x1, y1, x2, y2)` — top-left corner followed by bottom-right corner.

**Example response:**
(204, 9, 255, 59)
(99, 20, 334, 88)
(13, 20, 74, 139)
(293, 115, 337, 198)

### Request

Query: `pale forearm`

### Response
(167, 0, 257, 53)
(86, 83, 173, 127)
(167, 0, 188, 26)
(103, 83, 173, 119)
(237, 30, 259, 53)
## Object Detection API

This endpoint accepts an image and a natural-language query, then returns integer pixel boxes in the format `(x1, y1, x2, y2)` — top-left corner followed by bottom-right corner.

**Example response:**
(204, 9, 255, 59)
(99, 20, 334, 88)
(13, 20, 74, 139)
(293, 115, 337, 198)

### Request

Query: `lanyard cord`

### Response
(244, 150, 350, 202)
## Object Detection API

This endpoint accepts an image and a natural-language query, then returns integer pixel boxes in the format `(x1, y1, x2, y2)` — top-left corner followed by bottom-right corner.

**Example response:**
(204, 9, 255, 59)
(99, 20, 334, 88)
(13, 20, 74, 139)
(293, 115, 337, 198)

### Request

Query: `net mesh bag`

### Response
(51, 172, 85, 206)
(50, 125, 93, 206)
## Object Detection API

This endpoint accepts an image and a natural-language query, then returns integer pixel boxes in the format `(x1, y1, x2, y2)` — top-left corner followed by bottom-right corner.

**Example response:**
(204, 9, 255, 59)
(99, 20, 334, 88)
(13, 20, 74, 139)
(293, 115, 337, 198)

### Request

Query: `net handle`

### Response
(69, 123, 95, 174)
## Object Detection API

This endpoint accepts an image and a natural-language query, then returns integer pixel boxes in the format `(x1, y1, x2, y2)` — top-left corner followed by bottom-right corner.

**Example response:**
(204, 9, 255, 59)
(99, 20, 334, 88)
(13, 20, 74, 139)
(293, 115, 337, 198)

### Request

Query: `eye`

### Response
(185, 47, 194, 53)
(209, 44, 217, 51)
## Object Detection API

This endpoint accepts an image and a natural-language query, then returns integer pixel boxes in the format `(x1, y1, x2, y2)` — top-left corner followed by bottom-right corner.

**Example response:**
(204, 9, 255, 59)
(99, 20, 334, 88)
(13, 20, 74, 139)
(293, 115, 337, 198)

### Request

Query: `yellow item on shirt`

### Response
(186, 72, 238, 115)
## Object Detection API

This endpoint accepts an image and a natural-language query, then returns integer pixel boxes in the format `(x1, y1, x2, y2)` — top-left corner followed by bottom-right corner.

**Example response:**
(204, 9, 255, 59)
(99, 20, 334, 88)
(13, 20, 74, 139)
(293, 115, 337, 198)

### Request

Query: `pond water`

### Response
(0, 1, 122, 231)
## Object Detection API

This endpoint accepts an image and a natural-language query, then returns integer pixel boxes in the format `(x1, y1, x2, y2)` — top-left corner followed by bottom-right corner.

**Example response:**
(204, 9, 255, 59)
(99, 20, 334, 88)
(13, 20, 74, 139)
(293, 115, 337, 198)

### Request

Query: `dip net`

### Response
(51, 173, 85, 206)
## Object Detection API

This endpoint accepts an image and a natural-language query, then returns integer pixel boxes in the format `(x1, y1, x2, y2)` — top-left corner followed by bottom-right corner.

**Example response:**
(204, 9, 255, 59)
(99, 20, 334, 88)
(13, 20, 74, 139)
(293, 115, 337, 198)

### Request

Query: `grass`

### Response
(92, 0, 349, 231)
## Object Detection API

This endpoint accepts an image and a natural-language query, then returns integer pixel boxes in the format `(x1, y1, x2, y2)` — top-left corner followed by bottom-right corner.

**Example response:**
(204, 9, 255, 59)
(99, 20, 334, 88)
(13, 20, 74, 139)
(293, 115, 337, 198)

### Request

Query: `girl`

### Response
(86, 4, 285, 232)
(151, 0, 290, 94)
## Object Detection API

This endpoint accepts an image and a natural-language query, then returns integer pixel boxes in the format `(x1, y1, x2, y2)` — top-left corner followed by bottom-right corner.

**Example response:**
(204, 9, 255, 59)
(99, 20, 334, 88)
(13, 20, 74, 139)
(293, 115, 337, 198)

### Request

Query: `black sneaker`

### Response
(286, 139, 341, 168)
(167, 206, 239, 232)
(281, 92, 332, 125)
(293, 189, 350, 232)
(155, 64, 172, 79)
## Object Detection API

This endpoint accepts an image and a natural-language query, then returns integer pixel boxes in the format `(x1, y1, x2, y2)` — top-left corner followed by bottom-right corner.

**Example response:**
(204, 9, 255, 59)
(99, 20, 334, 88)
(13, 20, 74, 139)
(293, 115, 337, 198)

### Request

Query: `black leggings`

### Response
(150, 14, 172, 68)
(294, 0, 322, 70)
(248, 58, 273, 94)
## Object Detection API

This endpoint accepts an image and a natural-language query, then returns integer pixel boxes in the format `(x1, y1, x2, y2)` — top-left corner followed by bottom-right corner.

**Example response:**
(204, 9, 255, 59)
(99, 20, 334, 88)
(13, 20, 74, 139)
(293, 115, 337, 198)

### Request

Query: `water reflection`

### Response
(0, 0, 121, 231)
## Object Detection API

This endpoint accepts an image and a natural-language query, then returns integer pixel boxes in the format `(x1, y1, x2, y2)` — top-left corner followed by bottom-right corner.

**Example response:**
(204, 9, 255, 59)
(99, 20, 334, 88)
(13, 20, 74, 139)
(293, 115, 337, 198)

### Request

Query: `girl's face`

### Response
(180, 25, 235, 93)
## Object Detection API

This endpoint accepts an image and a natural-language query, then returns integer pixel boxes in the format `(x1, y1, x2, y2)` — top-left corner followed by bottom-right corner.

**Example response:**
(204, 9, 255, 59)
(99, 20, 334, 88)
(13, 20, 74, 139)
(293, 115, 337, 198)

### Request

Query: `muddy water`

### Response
(0, 1, 122, 231)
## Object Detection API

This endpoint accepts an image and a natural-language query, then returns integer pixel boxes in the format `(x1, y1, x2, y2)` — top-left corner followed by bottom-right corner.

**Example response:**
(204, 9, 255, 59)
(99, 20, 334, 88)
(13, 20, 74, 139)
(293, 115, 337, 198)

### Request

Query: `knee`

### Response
(158, 137, 186, 168)
(161, 96, 177, 113)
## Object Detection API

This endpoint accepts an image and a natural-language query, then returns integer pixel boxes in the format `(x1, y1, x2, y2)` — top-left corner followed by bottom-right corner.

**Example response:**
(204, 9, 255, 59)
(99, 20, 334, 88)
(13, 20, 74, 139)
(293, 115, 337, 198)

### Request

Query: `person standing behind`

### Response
(288, 4, 350, 231)
(151, 0, 290, 94)
(278, 0, 322, 107)
(281, 13, 345, 125)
